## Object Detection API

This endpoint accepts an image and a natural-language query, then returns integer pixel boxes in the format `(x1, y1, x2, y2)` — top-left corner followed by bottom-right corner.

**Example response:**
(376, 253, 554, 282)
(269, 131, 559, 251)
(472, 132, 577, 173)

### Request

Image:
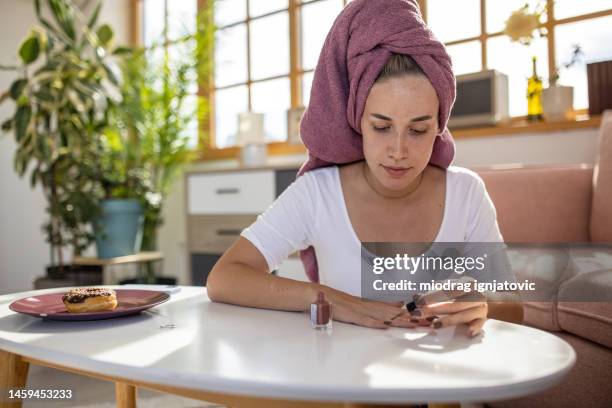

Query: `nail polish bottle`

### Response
(311, 292, 332, 331)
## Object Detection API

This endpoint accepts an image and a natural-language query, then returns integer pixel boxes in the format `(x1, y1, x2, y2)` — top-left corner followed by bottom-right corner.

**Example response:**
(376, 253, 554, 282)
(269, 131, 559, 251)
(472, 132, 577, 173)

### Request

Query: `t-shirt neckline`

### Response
(333, 164, 449, 249)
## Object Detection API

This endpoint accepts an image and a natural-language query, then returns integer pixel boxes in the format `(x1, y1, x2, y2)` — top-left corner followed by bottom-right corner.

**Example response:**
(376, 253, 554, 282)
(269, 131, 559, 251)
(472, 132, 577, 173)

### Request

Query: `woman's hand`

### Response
(411, 279, 488, 338)
(314, 284, 420, 329)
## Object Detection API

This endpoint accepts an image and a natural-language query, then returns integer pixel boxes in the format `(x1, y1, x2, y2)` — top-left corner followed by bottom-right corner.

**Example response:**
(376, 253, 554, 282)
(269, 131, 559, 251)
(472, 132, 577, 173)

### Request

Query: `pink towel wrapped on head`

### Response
(297, 0, 457, 283)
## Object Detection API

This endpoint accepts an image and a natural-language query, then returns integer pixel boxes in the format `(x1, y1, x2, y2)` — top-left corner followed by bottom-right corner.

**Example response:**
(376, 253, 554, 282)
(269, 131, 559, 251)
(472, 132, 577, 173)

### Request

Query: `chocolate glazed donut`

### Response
(62, 288, 118, 313)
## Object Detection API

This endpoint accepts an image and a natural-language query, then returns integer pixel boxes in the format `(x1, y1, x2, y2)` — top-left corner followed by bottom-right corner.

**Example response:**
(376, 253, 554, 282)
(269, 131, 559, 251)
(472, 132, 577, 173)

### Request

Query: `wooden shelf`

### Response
(198, 114, 602, 162)
(450, 114, 602, 139)
(72, 252, 163, 266)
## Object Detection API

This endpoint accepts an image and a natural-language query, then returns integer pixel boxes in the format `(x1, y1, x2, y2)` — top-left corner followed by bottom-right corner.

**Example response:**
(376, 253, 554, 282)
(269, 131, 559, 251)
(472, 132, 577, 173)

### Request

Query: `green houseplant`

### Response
(1, 0, 215, 283)
(0, 0, 123, 275)
(97, 4, 215, 282)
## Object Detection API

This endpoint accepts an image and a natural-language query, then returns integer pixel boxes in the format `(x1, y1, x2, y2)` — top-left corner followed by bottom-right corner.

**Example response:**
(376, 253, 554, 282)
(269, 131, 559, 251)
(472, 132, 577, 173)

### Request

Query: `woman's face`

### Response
(360, 74, 439, 197)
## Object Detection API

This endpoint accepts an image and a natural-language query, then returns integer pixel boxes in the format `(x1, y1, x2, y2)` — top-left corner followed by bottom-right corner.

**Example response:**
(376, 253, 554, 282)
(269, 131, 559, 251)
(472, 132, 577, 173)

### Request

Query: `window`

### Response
(141, 0, 199, 148)
(212, 0, 345, 149)
(138, 1, 612, 154)
(426, 0, 612, 117)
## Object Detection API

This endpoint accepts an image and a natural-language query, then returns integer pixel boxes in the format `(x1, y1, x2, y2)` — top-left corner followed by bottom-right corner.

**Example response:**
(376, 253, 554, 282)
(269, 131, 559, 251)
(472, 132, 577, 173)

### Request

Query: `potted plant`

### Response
(0, 0, 123, 279)
(98, 6, 215, 282)
(542, 44, 584, 121)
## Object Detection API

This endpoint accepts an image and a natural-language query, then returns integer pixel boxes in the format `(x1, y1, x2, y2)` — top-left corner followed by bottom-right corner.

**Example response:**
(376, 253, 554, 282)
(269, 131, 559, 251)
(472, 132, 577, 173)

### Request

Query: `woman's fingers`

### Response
(332, 308, 390, 329)
(414, 277, 477, 306)
(467, 317, 486, 337)
(413, 290, 485, 316)
(359, 299, 408, 323)
(416, 301, 469, 316)
(357, 315, 391, 329)
(431, 302, 488, 329)
(388, 312, 419, 328)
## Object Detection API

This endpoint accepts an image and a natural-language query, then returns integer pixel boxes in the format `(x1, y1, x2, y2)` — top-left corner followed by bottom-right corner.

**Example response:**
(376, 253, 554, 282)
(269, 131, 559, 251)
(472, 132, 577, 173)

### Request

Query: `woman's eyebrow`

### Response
(370, 113, 433, 122)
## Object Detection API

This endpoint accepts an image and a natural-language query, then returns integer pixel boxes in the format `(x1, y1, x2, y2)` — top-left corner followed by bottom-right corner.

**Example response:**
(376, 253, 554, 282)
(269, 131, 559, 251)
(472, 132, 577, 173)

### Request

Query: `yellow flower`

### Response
(504, 5, 542, 46)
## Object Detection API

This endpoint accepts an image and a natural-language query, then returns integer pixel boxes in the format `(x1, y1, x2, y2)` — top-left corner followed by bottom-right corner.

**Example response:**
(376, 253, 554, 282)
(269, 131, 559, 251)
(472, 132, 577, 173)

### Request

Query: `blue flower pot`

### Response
(94, 199, 144, 259)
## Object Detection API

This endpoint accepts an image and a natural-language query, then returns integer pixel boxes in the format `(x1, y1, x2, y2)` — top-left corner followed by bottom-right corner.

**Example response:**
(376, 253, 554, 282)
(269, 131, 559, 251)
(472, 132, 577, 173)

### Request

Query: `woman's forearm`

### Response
(206, 261, 320, 312)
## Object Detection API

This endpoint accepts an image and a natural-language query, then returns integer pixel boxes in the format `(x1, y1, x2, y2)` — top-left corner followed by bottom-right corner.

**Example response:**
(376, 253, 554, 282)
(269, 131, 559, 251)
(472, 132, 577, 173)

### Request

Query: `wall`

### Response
(454, 127, 598, 167)
(0, 0, 131, 294)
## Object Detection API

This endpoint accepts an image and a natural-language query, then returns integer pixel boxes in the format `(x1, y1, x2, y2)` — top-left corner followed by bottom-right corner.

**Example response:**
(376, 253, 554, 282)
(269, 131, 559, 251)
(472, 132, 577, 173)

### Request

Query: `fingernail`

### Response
(411, 308, 422, 317)
(405, 301, 417, 312)
(432, 319, 443, 329)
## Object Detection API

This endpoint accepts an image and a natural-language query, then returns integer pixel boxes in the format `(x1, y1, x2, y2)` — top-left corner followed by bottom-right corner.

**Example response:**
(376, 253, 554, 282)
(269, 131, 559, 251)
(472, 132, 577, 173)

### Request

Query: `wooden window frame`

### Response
(132, 0, 609, 162)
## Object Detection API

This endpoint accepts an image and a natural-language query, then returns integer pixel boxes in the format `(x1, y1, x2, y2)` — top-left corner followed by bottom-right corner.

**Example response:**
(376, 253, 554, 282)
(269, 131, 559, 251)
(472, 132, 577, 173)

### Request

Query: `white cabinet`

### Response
(186, 167, 307, 285)
(187, 170, 276, 214)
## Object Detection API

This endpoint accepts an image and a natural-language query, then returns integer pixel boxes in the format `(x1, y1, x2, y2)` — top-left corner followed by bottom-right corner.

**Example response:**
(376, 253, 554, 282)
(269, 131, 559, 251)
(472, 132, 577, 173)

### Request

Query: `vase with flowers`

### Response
(504, 2, 547, 121)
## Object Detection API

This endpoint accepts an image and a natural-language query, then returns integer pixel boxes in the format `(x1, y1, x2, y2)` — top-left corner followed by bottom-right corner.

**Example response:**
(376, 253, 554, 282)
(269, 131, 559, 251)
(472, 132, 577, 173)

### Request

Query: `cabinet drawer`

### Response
(188, 214, 258, 253)
(187, 171, 276, 214)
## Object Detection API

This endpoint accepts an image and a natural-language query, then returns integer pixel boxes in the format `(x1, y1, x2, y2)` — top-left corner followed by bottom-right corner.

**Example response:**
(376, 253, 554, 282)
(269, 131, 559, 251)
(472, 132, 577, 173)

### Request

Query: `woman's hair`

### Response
(375, 53, 425, 83)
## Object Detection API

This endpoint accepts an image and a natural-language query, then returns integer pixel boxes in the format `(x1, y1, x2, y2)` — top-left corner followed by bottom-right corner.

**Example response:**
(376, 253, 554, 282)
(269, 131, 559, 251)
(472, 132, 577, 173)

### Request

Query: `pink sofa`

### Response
(472, 111, 612, 408)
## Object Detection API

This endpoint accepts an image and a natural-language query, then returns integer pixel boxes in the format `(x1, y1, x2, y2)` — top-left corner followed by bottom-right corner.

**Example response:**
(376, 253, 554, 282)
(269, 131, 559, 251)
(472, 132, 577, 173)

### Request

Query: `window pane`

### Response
(167, 0, 196, 40)
(301, 0, 343, 71)
(215, 24, 248, 87)
(215, 85, 249, 148)
(250, 0, 288, 17)
(428, 0, 480, 42)
(487, 36, 548, 117)
(486, 0, 545, 34)
(302, 71, 314, 107)
(446, 41, 482, 75)
(250, 12, 290, 80)
(143, 0, 165, 47)
(251, 77, 291, 142)
(555, 15, 612, 109)
(555, 0, 612, 20)
(215, 0, 247, 27)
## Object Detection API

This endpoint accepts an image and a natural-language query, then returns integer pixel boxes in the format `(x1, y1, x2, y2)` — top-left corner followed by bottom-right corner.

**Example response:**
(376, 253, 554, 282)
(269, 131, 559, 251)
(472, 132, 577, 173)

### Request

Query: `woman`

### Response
(206, 0, 523, 336)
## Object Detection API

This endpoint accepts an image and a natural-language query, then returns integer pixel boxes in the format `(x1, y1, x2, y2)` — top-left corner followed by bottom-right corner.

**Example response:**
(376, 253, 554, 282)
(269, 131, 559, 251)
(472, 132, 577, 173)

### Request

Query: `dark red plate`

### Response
(9, 289, 170, 321)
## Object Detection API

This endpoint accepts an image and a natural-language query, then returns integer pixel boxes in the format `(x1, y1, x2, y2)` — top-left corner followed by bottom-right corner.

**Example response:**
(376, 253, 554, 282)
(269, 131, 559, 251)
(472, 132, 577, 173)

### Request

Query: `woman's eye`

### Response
(412, 129, 427, 135)
(373, 126, 390, 132)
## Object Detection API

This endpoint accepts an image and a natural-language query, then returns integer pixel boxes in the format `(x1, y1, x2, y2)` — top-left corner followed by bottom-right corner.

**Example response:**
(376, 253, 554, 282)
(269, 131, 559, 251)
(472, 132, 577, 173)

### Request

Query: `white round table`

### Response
(0, 286, 576, 407)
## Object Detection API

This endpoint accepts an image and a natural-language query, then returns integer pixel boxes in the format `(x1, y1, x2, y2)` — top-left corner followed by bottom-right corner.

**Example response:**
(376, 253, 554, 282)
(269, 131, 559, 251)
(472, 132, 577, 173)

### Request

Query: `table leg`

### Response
(115, 382, 136, 408)
(0, 350, 29, 408)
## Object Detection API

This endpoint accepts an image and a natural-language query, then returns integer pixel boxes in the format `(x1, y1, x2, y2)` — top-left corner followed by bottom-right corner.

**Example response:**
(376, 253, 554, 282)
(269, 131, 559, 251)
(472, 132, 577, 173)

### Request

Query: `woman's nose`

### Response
(388, 132, 407, 160)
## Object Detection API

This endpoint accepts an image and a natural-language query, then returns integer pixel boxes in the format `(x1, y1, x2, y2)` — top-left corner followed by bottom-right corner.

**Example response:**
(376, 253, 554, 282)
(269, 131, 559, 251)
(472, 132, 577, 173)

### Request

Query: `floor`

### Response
(22, 364, 223, 407)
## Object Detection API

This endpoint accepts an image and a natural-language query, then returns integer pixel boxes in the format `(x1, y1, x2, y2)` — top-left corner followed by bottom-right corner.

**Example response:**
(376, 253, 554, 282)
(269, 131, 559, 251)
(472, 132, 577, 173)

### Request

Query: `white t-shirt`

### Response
(240, 165, 505, 297)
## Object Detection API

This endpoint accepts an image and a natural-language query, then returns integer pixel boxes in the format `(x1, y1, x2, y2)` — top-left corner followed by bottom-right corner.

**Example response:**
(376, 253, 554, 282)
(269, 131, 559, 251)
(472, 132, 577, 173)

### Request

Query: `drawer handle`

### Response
(216, 229, 242, 236)
(215, 187, 240, 195)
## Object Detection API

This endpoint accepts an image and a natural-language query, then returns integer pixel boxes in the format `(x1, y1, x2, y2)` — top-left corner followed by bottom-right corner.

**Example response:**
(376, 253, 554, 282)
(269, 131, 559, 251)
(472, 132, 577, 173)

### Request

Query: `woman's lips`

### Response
(382, 165, 410, 178)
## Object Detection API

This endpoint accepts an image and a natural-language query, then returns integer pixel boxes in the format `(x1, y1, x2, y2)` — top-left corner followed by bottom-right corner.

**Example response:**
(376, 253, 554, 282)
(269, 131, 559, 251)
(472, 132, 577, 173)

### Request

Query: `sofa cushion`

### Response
(506, 245, 574, 331)
(477, 165, 593, 243)
(591, 109, 612, 242)
(506, 245, 612, 335)
(557, 269, 612, 348)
